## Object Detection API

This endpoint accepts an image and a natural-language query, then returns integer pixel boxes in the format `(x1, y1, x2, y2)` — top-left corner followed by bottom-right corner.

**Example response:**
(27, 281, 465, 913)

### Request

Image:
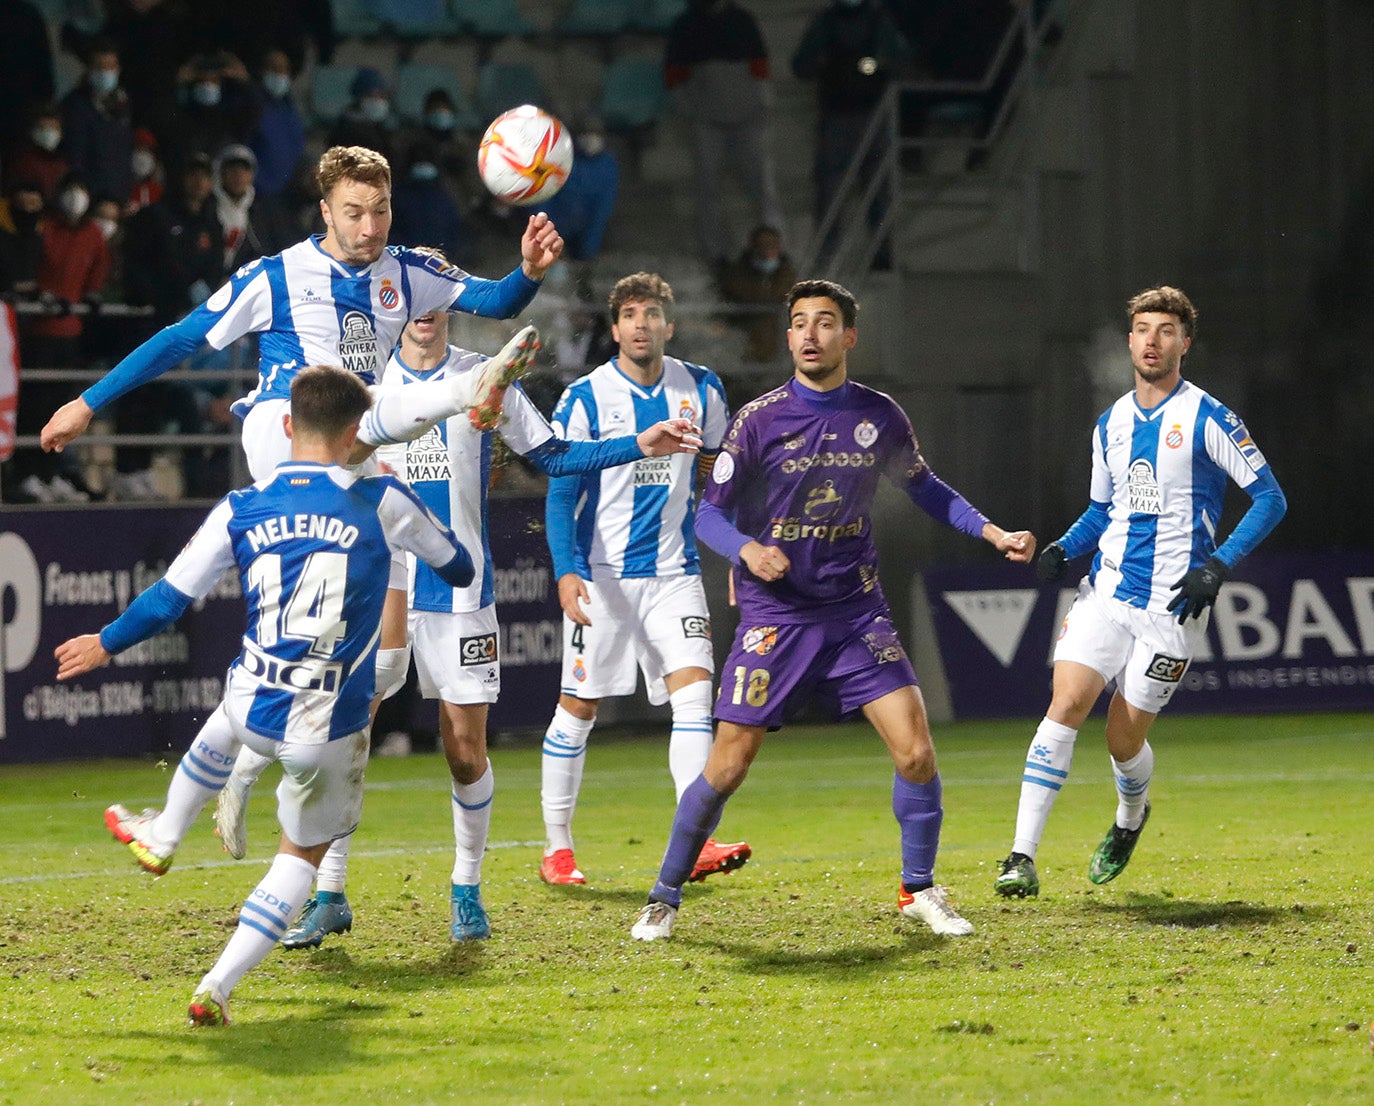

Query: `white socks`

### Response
(667, 681, 714, 801)
(1011, 717, 1078, 859)
(451, 760, 494, 886)
(202, 853, 317, 996)
(541, 706, 593, 853)
(1112, 742, 1153, 831)
(152, 706, 240, 851)
(315, 835, 352, 894)
(361, 374, 476, 447)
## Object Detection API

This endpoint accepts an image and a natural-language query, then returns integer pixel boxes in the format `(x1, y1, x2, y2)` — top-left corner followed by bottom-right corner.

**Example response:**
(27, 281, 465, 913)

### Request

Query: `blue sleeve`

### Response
(524, 434, 643, 477)
(98, 579, 195, 655)
(1058, 500, 1112, 560)
(451, 267, 541, 319)
(82, 311, 214, 411)
(695, 498, 751, 564)
(545, 474, 580, 579)
(433, 546, 475, 589)
(1213, 470, 1287, 568)
(906, 468, 989, 539)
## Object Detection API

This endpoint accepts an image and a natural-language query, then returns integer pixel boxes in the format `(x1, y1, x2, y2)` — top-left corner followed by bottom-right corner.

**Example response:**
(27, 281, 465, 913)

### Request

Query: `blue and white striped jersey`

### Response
(80, 237, 539, 417)
(161, 462, 469, 742)
(379, 346, 555, 613)
(1085, 380, 1273, 612)
(549, 355, 728, 579)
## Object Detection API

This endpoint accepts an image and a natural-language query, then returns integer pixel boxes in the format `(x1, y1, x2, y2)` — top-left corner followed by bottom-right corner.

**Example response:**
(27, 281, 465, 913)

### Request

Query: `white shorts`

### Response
(560, 575, 713, 706)
(242, 398, 406, 588)
(226, 705, 369, 848)
(1054, 579, 1209, 714)
(409, 605, 501, 704)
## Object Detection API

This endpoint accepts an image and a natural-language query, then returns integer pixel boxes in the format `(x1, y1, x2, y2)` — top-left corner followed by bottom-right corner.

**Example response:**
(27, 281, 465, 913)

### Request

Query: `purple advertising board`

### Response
(1, 498, 563, 764)
(921, 551, 1374, 719)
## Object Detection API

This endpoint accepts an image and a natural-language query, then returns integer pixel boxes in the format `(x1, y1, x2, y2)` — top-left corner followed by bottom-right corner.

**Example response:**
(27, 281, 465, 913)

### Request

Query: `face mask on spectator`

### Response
(90, 68, 120, 96)
(95, 217, 118, 240)
(193, 81, 223, 107)
(131, 149, 157, 178)
(32, 126, 61, 152)
(360, 95, 390, 123)
(262, 72, 291, 99)
(425, 109, 455, 132)
(410, 162, 439, 182)
(579, 134, 605, 157)
(752, 255, 781, 275)
(60, 189, 90, 219)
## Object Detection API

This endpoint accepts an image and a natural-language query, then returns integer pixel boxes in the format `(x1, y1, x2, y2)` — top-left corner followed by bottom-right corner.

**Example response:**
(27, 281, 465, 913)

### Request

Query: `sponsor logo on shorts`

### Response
(681, 615, 711, 640)
(854, 419, 878, 448)
(460, 633, 498, 667)
(862, 631, 906, 664)
(1057, 618, 1069, 641)
(572, 658, 586, 682)
(1145, 653, 1187, 683)
(742, 626, 777, 655)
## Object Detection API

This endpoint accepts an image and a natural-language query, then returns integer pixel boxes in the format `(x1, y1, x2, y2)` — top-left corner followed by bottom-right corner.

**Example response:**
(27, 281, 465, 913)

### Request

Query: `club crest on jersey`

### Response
(1165, 425, 1183, 449)
(804, 480, 842, 521)
(678, 399, 696, 422)
(378, 280, 400, 310)
(742, 626, 778, 656)
(1127, 459, 1163, 515)
(854, 420, 878, 448)
(339, 311, 378, 376)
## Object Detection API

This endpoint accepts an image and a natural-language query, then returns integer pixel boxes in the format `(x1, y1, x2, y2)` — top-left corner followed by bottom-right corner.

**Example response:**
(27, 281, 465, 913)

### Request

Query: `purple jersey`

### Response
(704, 379, 932, 624)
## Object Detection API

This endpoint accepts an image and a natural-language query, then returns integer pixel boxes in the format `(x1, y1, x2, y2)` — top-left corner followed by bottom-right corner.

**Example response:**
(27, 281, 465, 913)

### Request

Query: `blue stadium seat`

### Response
(629, 0, 687, 33)
(451, 0, 536, 38)
(331, 0, 383, 38)
(395, 62, 481, 129)
(371, 0, 462, 37)
(477, 62, 551, 118)
(556, 0, 633, 37)
(310, 63, 363, 124)
(597, 57, 666, 131)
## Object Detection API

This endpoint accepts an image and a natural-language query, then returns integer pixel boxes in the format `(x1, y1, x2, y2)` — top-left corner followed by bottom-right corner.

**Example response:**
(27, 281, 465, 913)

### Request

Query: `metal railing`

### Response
(799, 3, 1056, 284)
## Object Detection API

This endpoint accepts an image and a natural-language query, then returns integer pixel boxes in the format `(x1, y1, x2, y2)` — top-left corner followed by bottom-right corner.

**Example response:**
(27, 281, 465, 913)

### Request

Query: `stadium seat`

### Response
(597, 57, 666, 131)
(395, 62, 481, 129)
(310, 63, 363, 124)
(450, 0, 536, 38)
(629, 0, 687, 33)
(331, 0, 383, 38)
(371, 0, 462, 37)
(556, 0, 634, 37)
(477, 62, 551, 118)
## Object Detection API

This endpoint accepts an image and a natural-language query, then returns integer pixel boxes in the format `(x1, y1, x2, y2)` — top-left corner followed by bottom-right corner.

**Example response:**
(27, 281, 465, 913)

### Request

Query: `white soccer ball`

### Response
(477, 106, 574, 206)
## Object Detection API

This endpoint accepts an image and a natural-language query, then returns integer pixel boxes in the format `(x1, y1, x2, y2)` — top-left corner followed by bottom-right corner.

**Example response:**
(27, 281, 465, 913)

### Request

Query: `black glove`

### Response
(1036, 541, 1068, 583)
(1167, 556, 1230, 621)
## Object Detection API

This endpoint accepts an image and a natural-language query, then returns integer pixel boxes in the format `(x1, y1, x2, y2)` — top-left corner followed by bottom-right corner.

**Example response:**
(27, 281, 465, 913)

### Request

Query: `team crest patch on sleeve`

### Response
(681, 615, 711, 640)
(206, 283, 233, 312)
(1227, 422, 1267, 472)
(712, 451, 735, 483)
(1145, 653, 1187, 683)
(421, 252, 460, 277)
(742, 626, 777, 655)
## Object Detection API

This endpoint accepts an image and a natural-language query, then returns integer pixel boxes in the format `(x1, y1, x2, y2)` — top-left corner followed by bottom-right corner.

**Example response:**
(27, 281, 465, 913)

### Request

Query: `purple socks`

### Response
(648, 774, 727, 908)
(893, 771, 943, 892)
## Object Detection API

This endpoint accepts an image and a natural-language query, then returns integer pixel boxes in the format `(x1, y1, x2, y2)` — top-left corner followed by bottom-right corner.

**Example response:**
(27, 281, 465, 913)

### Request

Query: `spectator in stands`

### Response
(127, 129, 164, 215)
(98, 0, 196, 142)
(540, 116, 619, 266)
(0, 0, 56, 154)
(170, 51, 262, 166)
(116, 155, 222, 500)
(9, 172, 109, 503)
(61, 40, 136, 206)
(793, 0, 913, 266)
(331, 68, 398, 165)
(664, 0, 783, 270)
(248, 49, 307, 199)
(391, 146, 468, 262)
(5, 105, 70, 203)
(0, 182, 46, 301)
(194, 0, 337, 78)
(719, 224, 796, 362)
(211, 143, 296, 272)
(404, 88, 473, 182)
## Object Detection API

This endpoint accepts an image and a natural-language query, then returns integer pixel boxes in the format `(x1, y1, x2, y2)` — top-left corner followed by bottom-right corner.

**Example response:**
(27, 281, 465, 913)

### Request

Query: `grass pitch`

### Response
(2, 711, 1372, 1104)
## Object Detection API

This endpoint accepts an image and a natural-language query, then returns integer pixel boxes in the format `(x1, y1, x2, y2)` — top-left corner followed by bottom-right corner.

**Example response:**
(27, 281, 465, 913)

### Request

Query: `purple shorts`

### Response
(714, 605, 918, 729)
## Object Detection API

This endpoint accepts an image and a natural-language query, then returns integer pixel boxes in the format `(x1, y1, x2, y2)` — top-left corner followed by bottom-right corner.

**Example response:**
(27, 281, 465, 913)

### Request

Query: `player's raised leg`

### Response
(1089, 691, 1158, 884)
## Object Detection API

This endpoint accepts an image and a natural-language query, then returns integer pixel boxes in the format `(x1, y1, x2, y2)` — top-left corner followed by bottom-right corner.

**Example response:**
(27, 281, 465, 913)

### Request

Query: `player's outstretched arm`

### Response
(982, 523, 1037, 563)
(739, 541, 790, 582)
(557, 573, 592, 625)
(636, 418, 702, 457)
(40, 397, 95, 453)
(520, 212, 564, 280)
(54, 634, 111, 680)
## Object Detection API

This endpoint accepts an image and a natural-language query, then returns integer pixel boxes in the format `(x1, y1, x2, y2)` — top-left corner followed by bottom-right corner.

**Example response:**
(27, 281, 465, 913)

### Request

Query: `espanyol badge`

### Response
(854, 419, 878, 448)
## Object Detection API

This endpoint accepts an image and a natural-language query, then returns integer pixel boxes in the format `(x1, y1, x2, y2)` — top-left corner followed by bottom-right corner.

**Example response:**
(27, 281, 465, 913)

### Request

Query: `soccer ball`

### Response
(477, 106, 574, 206)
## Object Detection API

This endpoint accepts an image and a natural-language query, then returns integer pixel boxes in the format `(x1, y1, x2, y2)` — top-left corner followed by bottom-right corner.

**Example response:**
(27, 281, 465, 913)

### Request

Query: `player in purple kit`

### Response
(630, 279, 1036, 941)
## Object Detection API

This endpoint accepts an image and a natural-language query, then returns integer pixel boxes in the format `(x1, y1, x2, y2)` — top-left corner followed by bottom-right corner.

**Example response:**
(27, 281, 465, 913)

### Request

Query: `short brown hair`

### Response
(608, 272, 673, 323)
(1126, 285, 1197, 338)
(316, 145, 391, 199)
(788, 279, 858, 328)
(290, 365, 372, 438)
